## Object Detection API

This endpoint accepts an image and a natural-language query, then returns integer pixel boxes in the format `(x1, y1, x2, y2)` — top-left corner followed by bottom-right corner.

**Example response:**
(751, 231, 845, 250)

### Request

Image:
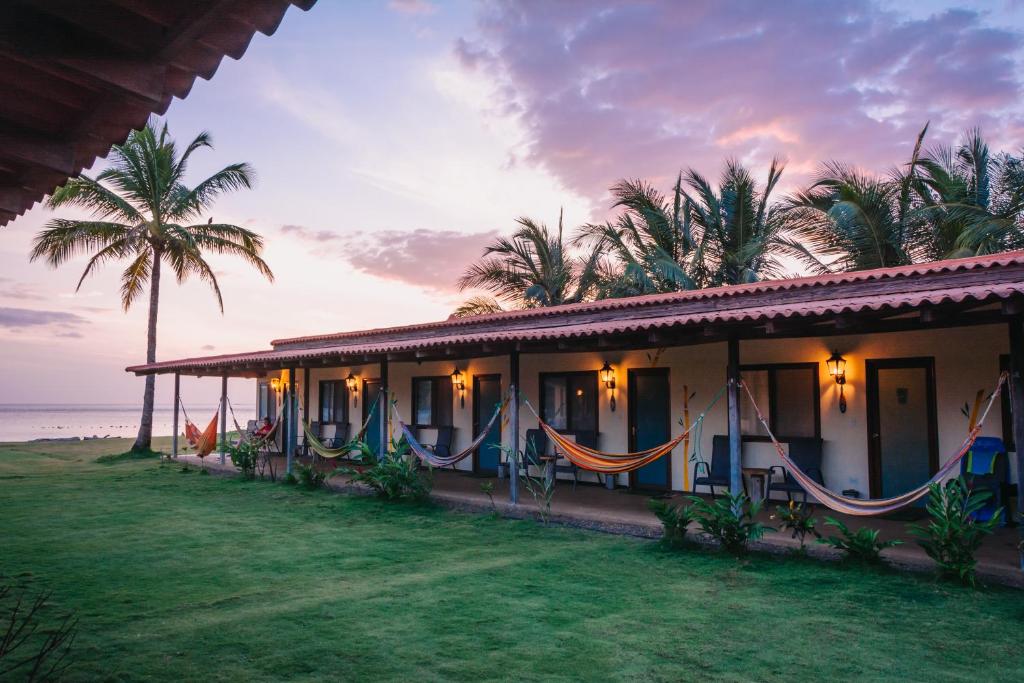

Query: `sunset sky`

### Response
(2, 0, 1024, 407)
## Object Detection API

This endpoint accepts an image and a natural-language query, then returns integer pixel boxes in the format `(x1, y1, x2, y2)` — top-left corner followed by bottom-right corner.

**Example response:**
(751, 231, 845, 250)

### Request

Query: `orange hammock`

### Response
(521, 386, 724, 474)
(190, 413, 220, 459)
(739, 372, 1007, 516)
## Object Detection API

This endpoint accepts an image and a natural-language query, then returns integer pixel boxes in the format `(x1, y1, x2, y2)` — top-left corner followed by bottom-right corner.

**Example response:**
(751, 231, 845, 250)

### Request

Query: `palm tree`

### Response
(687, 158, 824, 285)
(573, 176, 709, 296)
(914, 128, 1024, 259)
(31, 120, 273, 452)
(454, 211, 598, 316)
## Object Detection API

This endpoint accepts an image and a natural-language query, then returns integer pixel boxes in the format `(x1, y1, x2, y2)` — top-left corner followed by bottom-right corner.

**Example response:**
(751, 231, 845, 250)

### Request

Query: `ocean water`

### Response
(0, 404, 255, 443)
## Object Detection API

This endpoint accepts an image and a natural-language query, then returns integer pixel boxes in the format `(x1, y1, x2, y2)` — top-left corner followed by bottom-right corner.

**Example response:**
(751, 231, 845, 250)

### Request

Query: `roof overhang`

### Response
(0, 0, 317, 227)
(126, 251, 1024, 377)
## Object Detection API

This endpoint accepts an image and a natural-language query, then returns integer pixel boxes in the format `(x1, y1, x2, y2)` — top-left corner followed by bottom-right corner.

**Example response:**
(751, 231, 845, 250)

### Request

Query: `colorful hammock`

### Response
(192, 413, 220, 459)
(299, 394, 379, 459)
(739, 372, 1007, 516)
(392, 391, 507, 468)
(521, 386, 725, 474)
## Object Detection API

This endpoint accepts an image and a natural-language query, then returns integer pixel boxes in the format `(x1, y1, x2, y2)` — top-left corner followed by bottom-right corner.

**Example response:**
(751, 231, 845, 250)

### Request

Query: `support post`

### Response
(219, 374, 228, 465)
(509, 350, 520, 505)
(1008, 319, 1024, 570)
(286, 367, 296, 475)
(726, 337, 743, 497)
(172, 372, 180, 459)
(379, 359, 389, 460)
(303, 367, 310, 458)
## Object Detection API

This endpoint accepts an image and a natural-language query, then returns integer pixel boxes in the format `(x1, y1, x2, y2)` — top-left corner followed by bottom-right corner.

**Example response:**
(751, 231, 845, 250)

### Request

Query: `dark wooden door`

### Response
(866, 358, 938, 498)
(473, 374, 502, 475)
(628, 368, 672, 491)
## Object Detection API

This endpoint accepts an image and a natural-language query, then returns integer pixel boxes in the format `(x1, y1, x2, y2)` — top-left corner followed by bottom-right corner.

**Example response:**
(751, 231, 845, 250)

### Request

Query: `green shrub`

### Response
(687, 493, 770, 556)
(818, 517, 900, 563)
(648, 498, 695, 547)
(343, 439, 431, 502)
(225, 440, 260, 479)
(295, 463, 326, 491)
(773, 501, 819, 551)
(908, 476, 1002, 586)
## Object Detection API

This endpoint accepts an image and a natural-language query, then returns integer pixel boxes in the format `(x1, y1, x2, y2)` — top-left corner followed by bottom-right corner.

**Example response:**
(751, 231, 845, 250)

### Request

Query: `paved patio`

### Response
(183, 451, 1024, 587)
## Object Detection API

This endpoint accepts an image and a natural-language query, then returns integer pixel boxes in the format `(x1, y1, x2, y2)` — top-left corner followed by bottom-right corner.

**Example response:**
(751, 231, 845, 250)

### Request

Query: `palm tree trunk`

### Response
(131, 251, 161, 452)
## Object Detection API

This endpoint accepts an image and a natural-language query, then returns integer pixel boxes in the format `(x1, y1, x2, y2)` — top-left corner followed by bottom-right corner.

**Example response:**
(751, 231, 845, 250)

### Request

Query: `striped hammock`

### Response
(740, 372, 1007, 516)
(521, 386, 725, 474)
(301, 397, 379, 459)
(392, 392, 507, 468)
(191, 413, 219, 459)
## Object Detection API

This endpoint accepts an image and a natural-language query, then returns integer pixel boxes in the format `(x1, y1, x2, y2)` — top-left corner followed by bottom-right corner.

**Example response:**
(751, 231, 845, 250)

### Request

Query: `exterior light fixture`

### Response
(451, 367, 466, 408)
(270, 377, 281, 393)
(346, 372, 359, 405)
(600, 361, 617, 411)
(826, 350, 847, 413)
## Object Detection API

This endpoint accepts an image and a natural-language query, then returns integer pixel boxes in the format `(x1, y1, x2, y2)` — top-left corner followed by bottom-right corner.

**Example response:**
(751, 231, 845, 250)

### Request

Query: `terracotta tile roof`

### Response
(127, 251, 1024, 375)
(0, 0, 317, 227)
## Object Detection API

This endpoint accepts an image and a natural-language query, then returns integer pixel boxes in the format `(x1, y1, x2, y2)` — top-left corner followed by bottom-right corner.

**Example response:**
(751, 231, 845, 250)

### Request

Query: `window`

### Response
(540, 372, 598, 433)
(1000, 355, 1015, 451)
(319, 380, 348, 424)
(740, 363, 820, 440)
(411, 377, 453, 427)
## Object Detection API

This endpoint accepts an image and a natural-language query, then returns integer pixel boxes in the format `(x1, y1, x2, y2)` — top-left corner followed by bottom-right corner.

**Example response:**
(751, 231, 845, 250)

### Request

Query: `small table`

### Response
(742, 467, 771, 503)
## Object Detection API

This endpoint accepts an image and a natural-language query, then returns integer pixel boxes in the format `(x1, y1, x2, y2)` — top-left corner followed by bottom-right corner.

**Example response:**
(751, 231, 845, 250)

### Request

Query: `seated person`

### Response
(254, 417, 273, 437)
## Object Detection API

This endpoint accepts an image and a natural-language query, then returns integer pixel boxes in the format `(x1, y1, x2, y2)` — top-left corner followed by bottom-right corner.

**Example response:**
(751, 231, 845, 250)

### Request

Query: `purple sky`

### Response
(1, 0, 1022, 406)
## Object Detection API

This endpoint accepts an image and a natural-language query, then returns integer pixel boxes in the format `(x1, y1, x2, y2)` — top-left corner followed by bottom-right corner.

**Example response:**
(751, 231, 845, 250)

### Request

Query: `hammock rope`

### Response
(392, 388, 509, 468)
(521, 385, 727, 474)
(739, 372, 1008, 516)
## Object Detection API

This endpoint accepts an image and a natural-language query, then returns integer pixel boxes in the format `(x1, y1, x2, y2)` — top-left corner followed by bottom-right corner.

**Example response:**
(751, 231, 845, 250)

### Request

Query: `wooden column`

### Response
(172, 372, 180, 459)
(727, 337, 743, 496)
(219, 374, 228, 465)
(1008, 318, 1024, 570)
(286, 367, 296, 474)
(379, 359, 389, 460)
(509, 350, 520, 505)
(303, 367, 310, 458)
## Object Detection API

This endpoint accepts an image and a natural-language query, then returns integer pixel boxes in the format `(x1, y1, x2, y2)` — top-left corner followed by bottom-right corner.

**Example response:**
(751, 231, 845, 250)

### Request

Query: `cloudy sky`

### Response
(2, 0, 1023, 406)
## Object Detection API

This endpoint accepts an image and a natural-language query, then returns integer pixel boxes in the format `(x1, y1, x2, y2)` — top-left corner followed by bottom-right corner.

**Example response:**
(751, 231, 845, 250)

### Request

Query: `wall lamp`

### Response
(270, 377, 286, 393)
(451, 367, 466, 408)
(346, 372, 359, 405)
(826, 350, 847, 413)
(600, 361, 617, 411)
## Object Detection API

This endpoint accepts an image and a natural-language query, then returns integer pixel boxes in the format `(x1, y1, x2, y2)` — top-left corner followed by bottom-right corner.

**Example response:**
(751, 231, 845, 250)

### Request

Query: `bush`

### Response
(818, 517, 900, 563)
(295, 462, 326, 491)
(0, 583, 77, 681)
(648, 498, 695, 546)
(772, 501, 819, 551)
(687, 493, 770, 556)
(226, 440, 260, 479)
(343, 439, 431, 502)
(908, 476, 1002, 586)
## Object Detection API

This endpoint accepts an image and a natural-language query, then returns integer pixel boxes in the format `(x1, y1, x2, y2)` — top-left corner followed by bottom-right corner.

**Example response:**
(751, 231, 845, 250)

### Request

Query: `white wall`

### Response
(264, 323, 1015, 497)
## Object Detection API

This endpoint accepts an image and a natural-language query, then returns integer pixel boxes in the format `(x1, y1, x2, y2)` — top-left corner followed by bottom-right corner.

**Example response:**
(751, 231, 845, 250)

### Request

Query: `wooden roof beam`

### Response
(0, 133, 75, 175)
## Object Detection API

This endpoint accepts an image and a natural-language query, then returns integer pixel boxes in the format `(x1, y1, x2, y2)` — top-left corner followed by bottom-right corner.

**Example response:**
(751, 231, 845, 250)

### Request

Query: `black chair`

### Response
(422, 425, 455, 468)
(692, 435, 731, 495)
(766, 437, 824, 504)
(520, 428, 548, 477)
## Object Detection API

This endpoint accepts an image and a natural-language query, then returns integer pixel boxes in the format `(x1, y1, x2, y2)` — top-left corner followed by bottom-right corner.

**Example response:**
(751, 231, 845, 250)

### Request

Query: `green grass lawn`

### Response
(2, 439, 1023, 682)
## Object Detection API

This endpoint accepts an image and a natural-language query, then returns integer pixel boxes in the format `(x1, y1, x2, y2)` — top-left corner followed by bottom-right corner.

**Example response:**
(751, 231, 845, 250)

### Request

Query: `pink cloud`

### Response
(458, 1, 1024, 199)
(388, 0, 437, 16)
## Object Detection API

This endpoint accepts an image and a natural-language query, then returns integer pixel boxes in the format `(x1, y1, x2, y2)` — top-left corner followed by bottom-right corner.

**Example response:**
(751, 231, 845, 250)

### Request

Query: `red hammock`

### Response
(188, 413, 219, 459)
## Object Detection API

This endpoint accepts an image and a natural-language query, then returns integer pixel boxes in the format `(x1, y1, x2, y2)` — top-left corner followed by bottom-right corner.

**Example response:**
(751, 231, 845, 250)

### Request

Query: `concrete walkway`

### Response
(181, 452, 1024, 588)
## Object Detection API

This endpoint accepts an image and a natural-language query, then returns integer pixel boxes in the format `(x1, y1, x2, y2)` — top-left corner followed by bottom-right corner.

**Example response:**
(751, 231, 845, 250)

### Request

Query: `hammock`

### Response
(739, 372, 1007, 516)
(393, 391, 507, 468)
(521, 386, 726, 474)
(192, 413, 220, 459)
(298, 394, 379, 459)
